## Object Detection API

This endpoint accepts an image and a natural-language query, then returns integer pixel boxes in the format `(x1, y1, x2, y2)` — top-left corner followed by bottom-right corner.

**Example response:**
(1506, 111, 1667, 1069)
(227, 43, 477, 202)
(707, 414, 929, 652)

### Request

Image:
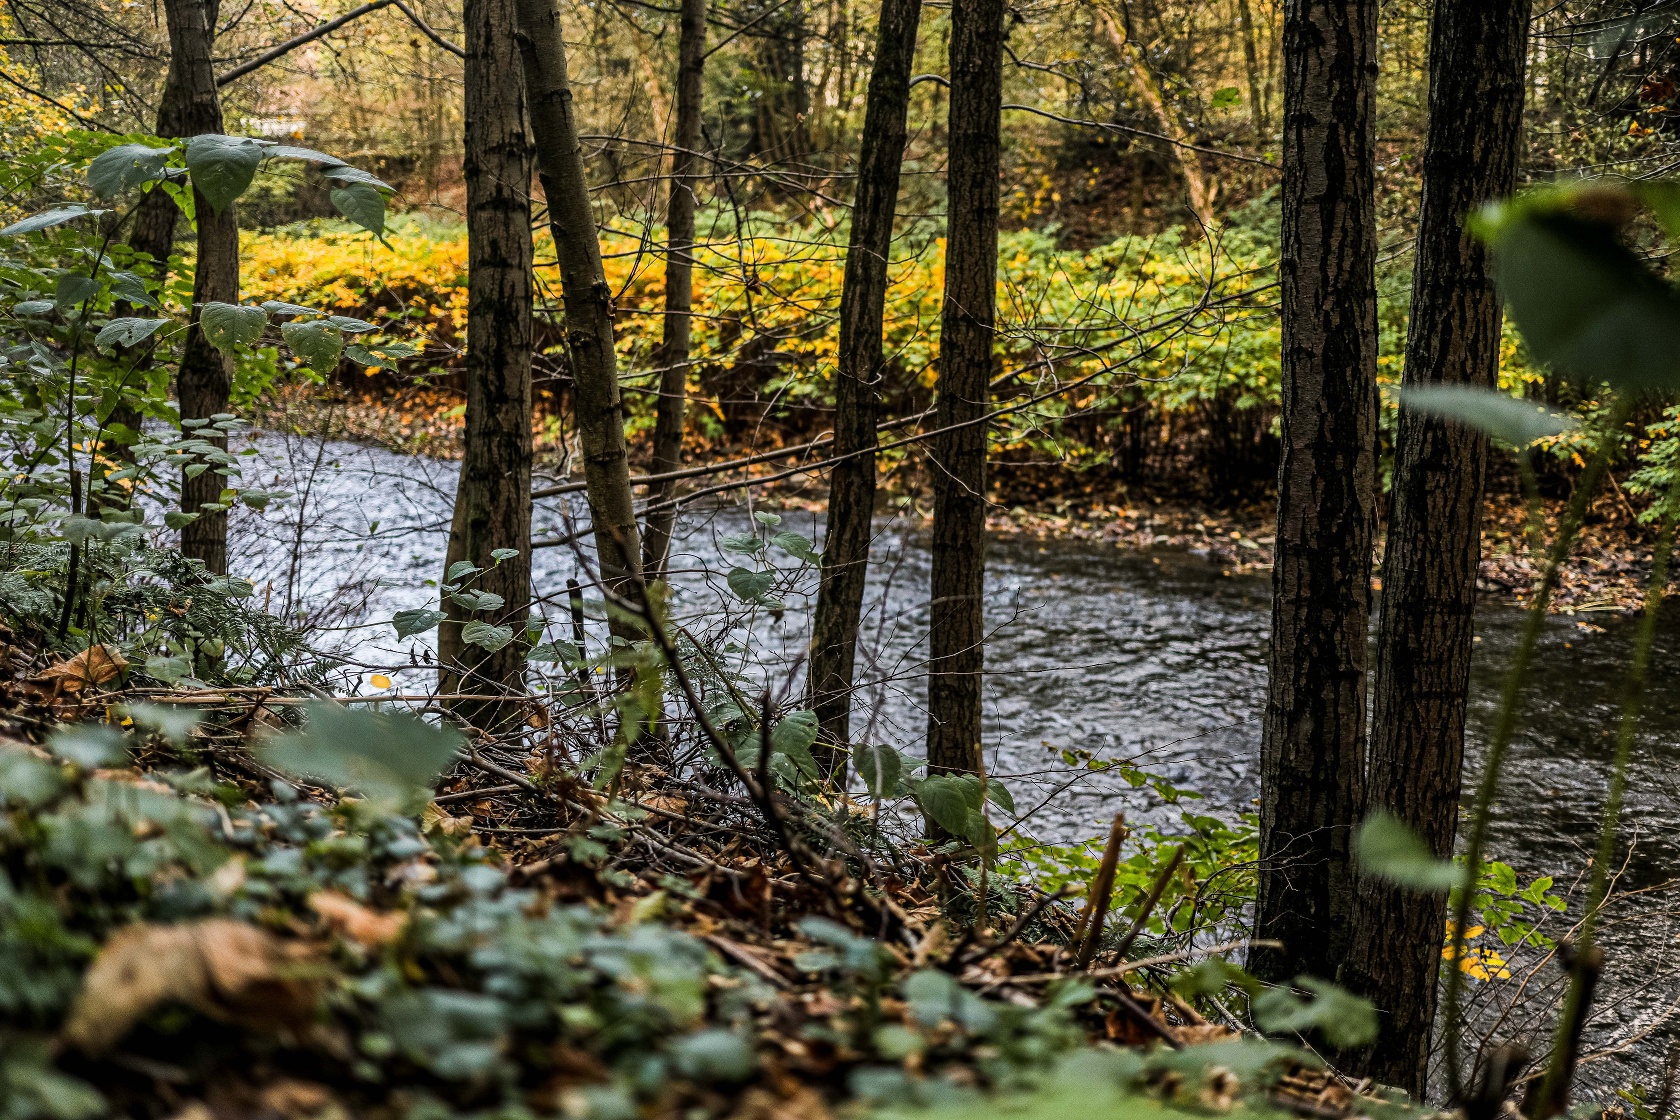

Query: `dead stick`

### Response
(1108, 845, 1185, 965)
(1073, 813, 1127, 968)
(1528, 940, 1605, 1119)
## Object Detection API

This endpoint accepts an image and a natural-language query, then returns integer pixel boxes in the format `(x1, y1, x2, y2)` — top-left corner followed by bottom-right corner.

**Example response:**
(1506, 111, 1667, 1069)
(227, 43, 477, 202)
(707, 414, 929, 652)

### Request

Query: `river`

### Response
(225, 429, 1680, 1094)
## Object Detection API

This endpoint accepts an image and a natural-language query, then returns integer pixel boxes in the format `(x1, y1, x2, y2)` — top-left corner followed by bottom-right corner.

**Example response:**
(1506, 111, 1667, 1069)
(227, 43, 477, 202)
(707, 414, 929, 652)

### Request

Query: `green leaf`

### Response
(727, 566, 775, 604)
(1210, 85, 1243, 110)
(119, 702, 200, 744)
(200, 302, 267, 353)
(1354, 811, 1462, 891)
(281, 318, 344, 372)
(985, 778, 1015, 814)
(47, 725, 128, 768)
(1, 204, 95, 236)
(770, 530, 819, 563)
(1400, 385, 1575, 449)
(184, 134, 268, 214)
(1481, 198, 1680, 392)
(322, 163, 393, 190)
(720, 532, 764, 555)
(94, 317, 168, 350)
(855, 744, 904, 798)
(261, 143, 348, 167)
(54, 273, 100, 311)
(261, 299, 317, 317)
(144, 654, 191, 682)
(445, 560, 481, 581)
(490, 547, 519, 561)
(449, 589, 504, 611)
(1253, 978, 1378, 1050)
(529, 640, 581, 663)
(753, 511, 783, 527)
(14, 299, 53, 316)
(671, 1030, 755, 1083)
(913, 775, 973, 837)
(88, 142, 174, 197)
(331, 182, 386, 237)
(261, 703, 462, 810)
(461, 620, 515, 651)
(108, 271, 158, 309)
(161, 512, 197, 530)
(392, 608, 448, 639)
(769, 709, 820, 778)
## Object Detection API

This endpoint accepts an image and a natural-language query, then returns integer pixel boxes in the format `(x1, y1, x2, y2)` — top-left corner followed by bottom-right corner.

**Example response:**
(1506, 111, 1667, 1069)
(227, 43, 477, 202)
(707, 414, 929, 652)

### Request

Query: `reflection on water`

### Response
(225, 430, 1680, 1087)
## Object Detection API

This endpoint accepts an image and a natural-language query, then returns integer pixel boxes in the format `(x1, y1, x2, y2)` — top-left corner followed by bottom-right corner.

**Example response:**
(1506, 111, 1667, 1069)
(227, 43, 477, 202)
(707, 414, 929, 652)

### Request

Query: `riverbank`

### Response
(251, 384, 1669, 615)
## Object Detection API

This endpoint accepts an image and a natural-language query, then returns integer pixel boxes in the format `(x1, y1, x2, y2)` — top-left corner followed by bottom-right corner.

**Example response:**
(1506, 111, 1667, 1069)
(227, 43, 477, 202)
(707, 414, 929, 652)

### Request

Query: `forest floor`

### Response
(253, 384, 1666, 614)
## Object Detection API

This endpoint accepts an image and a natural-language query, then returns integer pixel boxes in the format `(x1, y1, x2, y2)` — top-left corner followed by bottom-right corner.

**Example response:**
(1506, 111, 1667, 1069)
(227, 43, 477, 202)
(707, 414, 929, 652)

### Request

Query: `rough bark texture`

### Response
(925, 0, 1002, 795)
(641, 0, 707, 575)
(807, 0, 923, 767)
(1252, 0, 1378, 985)
(164, 0, 237, 575)
(438, 0, 535, 727)
(1236, 0, 1268, 133)
(515, 0, 642, 598)
(1343, 0, 1531, 1096)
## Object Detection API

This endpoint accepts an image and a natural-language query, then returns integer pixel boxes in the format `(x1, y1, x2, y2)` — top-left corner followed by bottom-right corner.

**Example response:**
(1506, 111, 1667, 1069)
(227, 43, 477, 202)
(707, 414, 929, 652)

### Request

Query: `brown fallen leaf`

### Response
(34, 644, 128, 693)
(62, 919, 321, 1055)
(309, 890, 406, 947)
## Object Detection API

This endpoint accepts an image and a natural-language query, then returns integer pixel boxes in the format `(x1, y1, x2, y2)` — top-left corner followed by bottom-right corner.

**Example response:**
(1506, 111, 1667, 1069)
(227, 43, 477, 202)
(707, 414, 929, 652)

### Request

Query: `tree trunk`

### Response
(1092, 1, 1216, 228)
(642, 0, 707, 575)
(925, 0, 1001, 802)
(163, 0, 237, 575)
(438, 0, 535, 727)
(515, 0, 642, 604)
(1343, 0, 1531, 1097)
(1236, 0, 1268, 134)
(807, 0, 923, 771)
(1252, 0, 1378, 985)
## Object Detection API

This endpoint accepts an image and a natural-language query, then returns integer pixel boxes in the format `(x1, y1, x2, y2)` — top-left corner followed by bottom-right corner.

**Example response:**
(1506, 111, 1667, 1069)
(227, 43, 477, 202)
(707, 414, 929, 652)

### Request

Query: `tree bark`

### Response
(925, 0, 1001, 801)
(1252, 0, 1378, 985)
(514, 0, 642, 601)
(641, 0, 707, 575)
(162, 0, 237, 575)
(438, 0, 535, 726)
(1342, 0, 1531, 1097)
(806, 0, 923, 769)
(1236, 0, 1268, 134)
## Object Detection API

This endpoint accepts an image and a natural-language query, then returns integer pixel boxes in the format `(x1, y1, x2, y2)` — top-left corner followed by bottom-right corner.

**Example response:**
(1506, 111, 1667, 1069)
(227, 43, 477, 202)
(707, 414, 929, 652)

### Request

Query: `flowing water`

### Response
(226, 429, 1680, 1090)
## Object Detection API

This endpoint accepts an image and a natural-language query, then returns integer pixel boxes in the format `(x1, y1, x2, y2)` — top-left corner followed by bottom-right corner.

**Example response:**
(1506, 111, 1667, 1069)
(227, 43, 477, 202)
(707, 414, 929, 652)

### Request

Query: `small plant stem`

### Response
(1443, 399, 1630, 1101)
(1109, 845, 1184, 965)
(975, 753, 989, 934)
(1530, 940, 1604, 1118)
(1536, 468, 1680, 1112)
(1074, 812, 1127, 969)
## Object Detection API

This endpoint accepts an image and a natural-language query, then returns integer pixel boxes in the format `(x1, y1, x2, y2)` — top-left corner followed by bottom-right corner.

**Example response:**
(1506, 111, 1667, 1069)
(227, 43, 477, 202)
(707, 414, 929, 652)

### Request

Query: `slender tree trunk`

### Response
(1342, 0, 1531, 1097)
(438, 0, 535, 726)
(807, 0, 923, 771)
(642, 0, 707, 575)
(163, 0, 237, 575)
(1252, 0, 1378, 984)
(515, 0, 643, 602)
(925, 0, 1002, 804)
(1236, 0, 1268, 134)
(1092, 1, 1216, 228)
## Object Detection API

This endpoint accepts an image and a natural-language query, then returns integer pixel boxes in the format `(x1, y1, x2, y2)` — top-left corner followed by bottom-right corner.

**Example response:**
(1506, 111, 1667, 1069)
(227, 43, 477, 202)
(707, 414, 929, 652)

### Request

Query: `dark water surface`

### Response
(229, 432, 1680, 1088)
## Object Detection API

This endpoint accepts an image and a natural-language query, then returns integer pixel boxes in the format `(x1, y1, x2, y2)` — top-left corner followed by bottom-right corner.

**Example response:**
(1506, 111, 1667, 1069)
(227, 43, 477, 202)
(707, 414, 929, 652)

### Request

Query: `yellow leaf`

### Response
(369, 674, 391, 690)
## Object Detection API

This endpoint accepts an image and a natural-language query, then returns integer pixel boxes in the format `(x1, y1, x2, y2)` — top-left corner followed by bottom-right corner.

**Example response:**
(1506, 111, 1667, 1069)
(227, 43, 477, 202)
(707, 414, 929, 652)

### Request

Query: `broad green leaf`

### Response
(985, 778, 1015, 814)
(461, 620, 515, 651)
(54, 273, 100, 311)
(720, 532, 763, 555)
(671, 1030, 755, 1083)
(770, 530, 819, 563)
(47, 725, 128, 768)
(445, 560, 482, 582)
(529, 640, 581, 663)
(327, 314, 376, 332)
(913, 775, 972, 837)
(281, 318, 344, 372)
(1, 205, 95, 236)
(200, 302, 267, 353)
(490, 547, 519, 561)
(1481, 199, 1680, 392)
(261, 299, 317, 317)
(108, 270, 158, 309)
(88, 142, 174, 197)
(14, 299, 53, 316)
(769, 709, 820, 777)
(1253, 978, 1378, 1050)
(449, 589, 504, 611)
(855, 744, 904, 798)
(753, 511, 783, 527)
(261, 703, 462, 810)
(119, 702, 200, 743)
(322, 163, 393, 190)
(727, 566, 775, 604)
(95, 317, 169, 351)
(184, 134, 268, 214)
(1210, 85, 1243, 110)
(1354, 811, 1462, 891)
(392, 607, 448, 639)
(143, 654, 190, 683)
(262, 143, 348, 167)
(1400, 385, 1575, 448)
(331, 182, 386, 237)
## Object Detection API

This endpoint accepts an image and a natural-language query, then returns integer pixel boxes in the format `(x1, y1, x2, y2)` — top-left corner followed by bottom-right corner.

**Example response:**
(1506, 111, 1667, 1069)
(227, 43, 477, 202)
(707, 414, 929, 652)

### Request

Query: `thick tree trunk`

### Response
(641, 0, 707, 575)
(438, 0, 534, 726)
(1252, 0, 1378, 984)
(925, 0, 1002, 800)
(163, 0, 236, 575)
(1343, 0, 1531, 1097)
(515, 0, 642, 601)
(806, 0, 923, 769)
